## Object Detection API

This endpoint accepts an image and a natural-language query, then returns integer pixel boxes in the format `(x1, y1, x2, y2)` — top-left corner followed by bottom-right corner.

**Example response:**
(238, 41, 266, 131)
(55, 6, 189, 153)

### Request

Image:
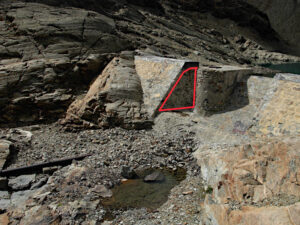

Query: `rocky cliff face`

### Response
(1, 0, 299, 126)
(0, 1, 300, 224)
(246, 0, 300, 55)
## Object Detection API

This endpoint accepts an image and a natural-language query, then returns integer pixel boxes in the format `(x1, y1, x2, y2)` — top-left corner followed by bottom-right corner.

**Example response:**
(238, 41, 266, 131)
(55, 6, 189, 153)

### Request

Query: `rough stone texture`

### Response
(0, 191, 10, 212)
(135, 56, 198, 117)
(154, 75, 275, 147)
(204, 201, 300, 225)
(61, 54, 152, 130)
(0, 2, 128, 124)
(0, 213, 9, 225)
(91, 184, 112, 198)
(194, 136, 300, 225)
(19, 205, 60, 225)
(0, 190, 9, 199)
(250, 78, 300, 137)
(275, 73, 300, 83)
(0, 139, 12, 169)
(194, 137, 300, 204)
(195, 65, 252, 114)
(8, 174, 36, 190)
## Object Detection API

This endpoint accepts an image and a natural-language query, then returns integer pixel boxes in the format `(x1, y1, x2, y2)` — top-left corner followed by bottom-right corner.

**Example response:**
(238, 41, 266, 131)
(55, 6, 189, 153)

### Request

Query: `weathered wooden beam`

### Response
(0, 154, 91, 177)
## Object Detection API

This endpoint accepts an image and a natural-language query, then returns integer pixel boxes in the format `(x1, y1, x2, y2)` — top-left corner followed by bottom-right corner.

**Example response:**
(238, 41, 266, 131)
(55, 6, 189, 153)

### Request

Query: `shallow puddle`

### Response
(102, 168, 186, 213)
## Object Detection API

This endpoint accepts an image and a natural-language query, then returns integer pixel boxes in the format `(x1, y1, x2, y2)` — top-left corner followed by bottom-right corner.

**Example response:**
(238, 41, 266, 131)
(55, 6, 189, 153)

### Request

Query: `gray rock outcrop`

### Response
(61, 53, 152, 130)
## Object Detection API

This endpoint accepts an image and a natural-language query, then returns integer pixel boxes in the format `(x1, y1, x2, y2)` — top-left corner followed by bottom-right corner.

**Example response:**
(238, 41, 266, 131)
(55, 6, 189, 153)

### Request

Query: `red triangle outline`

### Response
(159, 67, 198, 112)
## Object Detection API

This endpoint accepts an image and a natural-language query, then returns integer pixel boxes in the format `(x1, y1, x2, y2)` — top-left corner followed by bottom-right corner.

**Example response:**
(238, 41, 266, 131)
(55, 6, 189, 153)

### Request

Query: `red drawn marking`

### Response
(159, 67, 198, 112)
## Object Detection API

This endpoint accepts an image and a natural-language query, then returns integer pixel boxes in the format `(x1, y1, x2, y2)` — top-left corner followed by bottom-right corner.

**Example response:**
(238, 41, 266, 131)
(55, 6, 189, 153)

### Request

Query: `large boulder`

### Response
(61, 53, 152, 130)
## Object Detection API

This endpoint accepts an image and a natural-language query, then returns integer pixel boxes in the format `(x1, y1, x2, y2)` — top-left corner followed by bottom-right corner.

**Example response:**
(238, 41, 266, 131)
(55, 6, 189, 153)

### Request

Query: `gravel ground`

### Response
(0, 122, 205, 224)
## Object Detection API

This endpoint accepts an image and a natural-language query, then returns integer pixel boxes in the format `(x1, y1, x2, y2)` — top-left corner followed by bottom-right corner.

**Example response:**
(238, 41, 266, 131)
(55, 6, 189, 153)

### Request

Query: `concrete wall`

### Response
(195, 66, 252, 115)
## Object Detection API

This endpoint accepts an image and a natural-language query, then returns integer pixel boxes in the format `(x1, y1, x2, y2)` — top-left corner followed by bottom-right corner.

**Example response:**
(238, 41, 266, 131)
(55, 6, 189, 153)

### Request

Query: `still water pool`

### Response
(262, 63, 300, 75)
(101, 168, 186, 220)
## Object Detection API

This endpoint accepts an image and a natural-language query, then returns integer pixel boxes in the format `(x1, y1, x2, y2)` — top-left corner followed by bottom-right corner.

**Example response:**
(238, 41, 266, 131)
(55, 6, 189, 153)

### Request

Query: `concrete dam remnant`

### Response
(134, 56, 199, 118)
(195, 65, 252, 115)
(135, 56, 252, 118)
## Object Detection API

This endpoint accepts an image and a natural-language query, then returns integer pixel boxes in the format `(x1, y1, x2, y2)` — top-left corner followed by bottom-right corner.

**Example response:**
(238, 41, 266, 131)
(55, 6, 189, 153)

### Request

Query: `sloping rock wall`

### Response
(0, 2, 129, 125)
(61, 53, 152, 130)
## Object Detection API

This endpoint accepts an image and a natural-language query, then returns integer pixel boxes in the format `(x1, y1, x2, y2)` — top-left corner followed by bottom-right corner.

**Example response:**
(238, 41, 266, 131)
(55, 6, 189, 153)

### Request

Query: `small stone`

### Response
(182, 191, 193, 195)
(8, 129, 33, 143)
(29, 125, 41, 131)
(30, 177, 48, 190)
(91, 185, 112, 198)
(121, 178, 128, 184)
(42, 166, 59, 174)
(144, 171, 165, 183)
(121, 166, 137, 179)
(8, 174, 36, 190)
